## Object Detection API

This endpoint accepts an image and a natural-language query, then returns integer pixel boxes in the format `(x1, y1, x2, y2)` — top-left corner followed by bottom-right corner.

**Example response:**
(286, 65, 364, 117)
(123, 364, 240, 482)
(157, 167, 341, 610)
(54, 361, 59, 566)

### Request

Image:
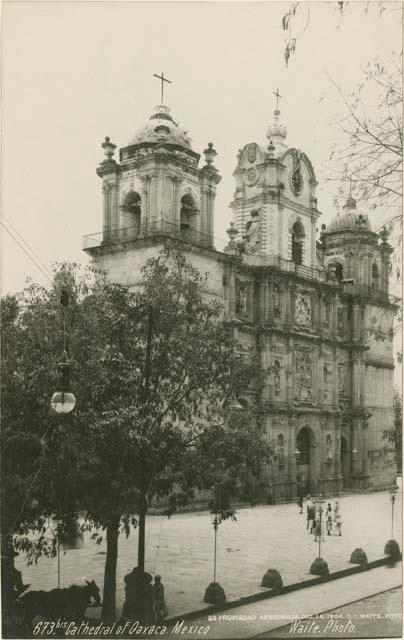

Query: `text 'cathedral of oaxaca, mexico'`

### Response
(83, 78, 397, 503)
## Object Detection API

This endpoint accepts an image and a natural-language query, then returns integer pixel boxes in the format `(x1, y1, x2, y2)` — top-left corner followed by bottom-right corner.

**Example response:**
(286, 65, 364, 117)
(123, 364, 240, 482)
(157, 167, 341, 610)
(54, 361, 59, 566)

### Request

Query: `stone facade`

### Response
(84, 102, 397, 501)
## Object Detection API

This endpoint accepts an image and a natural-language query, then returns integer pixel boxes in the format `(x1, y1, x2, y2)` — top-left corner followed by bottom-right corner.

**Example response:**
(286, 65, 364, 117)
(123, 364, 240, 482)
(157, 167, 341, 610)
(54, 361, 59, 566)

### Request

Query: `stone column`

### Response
(207, 186, 215, 247)
(335, 416, 342, 476)
(140, 176, 149, 234)
(352, 304, 360, 340)
(285, 341, 294, 403)
(351, 419, 360, 474)
(288, 418, 297, 494)
(149, 174, 158, 232)
(332, 348, 338, 405)
(110, 181, 119, 241)
(173, 177, 183, 234)
(102, 182, 111, 243)
(286, 282, 293, 328)
(311, 220, 316, 268)
(352, 352, 361, 408)
(200, 187, 209, 239)
(261, 278, 270, 323)
(361, 417, 369, 477)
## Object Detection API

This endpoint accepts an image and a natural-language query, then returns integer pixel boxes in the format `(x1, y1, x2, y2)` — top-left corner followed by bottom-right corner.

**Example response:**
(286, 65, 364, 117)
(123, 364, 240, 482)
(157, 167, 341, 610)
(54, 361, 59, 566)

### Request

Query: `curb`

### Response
(163, 555, 402, 626)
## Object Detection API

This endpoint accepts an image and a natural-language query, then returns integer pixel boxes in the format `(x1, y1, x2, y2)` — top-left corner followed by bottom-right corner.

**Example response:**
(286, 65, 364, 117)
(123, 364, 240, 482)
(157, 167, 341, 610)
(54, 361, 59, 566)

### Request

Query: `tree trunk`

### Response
(102, 515, 121, 624)
(137, 505, 147, 572)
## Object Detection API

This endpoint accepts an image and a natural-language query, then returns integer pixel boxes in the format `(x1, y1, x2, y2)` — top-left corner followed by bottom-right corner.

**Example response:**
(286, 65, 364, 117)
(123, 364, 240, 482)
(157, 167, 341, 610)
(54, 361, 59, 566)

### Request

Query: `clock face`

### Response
(244, 167, 259, 186)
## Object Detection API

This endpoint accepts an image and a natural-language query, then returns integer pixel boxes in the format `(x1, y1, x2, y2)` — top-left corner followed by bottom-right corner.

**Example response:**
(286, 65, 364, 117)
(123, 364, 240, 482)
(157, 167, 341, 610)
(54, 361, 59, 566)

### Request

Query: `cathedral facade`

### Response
(84, 97, 397, 501)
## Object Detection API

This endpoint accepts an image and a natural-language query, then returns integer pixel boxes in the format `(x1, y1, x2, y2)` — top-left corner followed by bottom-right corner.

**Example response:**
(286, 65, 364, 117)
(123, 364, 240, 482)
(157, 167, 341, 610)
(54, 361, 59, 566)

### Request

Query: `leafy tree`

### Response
(2, 242, 268, 625)
(326, 50, 402, 221)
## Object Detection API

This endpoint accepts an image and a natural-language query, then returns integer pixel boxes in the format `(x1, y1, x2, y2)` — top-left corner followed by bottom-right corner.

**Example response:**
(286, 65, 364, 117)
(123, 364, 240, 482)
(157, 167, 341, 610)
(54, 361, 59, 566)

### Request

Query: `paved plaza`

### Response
(15, 487, 403, 620)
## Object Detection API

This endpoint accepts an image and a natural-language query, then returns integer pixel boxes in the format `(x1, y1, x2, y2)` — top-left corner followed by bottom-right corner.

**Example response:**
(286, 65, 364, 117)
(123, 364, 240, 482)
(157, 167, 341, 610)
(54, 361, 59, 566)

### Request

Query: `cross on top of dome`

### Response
(153, 71, 172, 105)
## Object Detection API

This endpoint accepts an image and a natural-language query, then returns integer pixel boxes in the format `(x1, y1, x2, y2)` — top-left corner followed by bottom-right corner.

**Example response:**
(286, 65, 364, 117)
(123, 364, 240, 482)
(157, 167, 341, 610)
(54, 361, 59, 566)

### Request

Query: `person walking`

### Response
(306, 495, 313, 530)
(308, 505, 315, 533)
(326, 516, 333, 536)
(297, 495, 303, 514)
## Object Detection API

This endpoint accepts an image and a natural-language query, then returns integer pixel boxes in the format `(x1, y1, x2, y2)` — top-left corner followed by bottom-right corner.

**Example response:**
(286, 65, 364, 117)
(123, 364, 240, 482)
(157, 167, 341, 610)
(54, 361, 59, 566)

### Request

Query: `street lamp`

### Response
(384, 485, 401, 559)
(309, 494, 329, 577)
(51, 359, 76, 414)
(51, 289, 76, 415)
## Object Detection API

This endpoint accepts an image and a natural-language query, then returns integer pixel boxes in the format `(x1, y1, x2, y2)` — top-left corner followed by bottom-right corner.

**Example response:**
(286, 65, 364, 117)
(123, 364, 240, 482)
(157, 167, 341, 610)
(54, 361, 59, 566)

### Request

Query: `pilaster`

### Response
(102, 182, 111, 243)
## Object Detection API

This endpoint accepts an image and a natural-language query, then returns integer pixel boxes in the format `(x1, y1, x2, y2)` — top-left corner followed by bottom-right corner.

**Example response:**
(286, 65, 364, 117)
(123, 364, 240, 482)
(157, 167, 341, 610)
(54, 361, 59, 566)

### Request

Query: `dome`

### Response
(327, 196, 372, 233)
(128, 105, 192, 148)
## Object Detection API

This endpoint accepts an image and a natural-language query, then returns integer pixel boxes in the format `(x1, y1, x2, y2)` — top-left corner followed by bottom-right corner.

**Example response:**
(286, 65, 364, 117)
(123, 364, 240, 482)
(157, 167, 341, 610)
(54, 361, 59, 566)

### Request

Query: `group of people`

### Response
(122, 567, 168, 624)
(297, 495, 342, 539)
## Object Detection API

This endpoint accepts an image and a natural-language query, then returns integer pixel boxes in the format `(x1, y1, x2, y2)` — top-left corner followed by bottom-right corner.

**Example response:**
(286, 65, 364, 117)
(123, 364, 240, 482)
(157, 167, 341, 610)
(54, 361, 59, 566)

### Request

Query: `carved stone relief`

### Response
(295, 350, 313, 400)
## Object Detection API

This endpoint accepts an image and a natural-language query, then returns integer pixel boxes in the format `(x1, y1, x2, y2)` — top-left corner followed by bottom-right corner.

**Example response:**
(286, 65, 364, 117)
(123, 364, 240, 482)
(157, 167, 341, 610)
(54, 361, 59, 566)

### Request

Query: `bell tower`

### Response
(84, 74, 221, 281)
(229, 92, 320, 268)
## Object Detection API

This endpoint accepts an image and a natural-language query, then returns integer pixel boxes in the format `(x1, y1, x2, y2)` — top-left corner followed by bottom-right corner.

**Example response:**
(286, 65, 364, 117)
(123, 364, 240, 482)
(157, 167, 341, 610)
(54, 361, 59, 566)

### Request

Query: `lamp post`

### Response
(294, 448, 302, 511)
(389, 486, 397, 540)
(50, 289, 77, 588)
(309, 494, 329, 577)
(384, 485, 401, 559)
(203, 489, 227, 607)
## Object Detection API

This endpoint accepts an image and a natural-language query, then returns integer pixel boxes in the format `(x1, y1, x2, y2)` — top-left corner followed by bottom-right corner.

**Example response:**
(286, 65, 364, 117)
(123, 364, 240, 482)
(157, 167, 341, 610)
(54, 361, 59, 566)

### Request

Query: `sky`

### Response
(2, 0, 402, 296)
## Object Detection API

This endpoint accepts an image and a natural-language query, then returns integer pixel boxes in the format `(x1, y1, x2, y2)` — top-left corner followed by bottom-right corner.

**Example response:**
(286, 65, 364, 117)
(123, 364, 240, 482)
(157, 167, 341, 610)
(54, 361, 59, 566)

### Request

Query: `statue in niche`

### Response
(235, 282, 248, 315)
(240, 209, 261, 255)
(295, 350, 313, 401)
(295, 294, 312, 327)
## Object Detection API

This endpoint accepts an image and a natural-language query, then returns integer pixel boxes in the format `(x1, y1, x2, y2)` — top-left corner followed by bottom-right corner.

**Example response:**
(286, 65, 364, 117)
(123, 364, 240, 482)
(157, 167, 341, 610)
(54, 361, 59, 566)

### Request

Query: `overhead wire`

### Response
(0, 217, 53, 284)
(0, 212, 53, 280)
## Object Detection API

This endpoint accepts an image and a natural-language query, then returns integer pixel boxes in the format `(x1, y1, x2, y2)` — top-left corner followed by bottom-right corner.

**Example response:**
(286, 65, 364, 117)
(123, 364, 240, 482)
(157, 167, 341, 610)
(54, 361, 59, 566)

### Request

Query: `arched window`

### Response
(372, 263, 379, 291)
(291, 220, 305, 266)
(274, 360, 281, 397)
(335, 263, 344, 284)
(277, 433, 284, 447)
(180, 194, 197, 239)
(122, 191, 141, 239)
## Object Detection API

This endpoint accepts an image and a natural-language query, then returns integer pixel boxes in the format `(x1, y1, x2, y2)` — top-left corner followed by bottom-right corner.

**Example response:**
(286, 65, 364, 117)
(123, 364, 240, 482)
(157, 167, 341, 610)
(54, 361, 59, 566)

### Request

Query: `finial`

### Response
(226, 222, 239, 241)
(204, 142, 217, 166)
(224, 222, 240, 255)
(102, 136, 116, 160)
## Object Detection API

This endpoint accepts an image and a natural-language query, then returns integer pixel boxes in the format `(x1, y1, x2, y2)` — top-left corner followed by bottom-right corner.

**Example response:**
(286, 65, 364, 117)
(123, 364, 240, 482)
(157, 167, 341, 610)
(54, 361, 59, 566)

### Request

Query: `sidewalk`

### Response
(167, 563, 402, 639)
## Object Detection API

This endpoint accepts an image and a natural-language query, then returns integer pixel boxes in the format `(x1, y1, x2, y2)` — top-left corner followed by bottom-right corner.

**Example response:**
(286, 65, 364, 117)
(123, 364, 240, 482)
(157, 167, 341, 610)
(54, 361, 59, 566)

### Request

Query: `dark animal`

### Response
(19, 579, 101, 631)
